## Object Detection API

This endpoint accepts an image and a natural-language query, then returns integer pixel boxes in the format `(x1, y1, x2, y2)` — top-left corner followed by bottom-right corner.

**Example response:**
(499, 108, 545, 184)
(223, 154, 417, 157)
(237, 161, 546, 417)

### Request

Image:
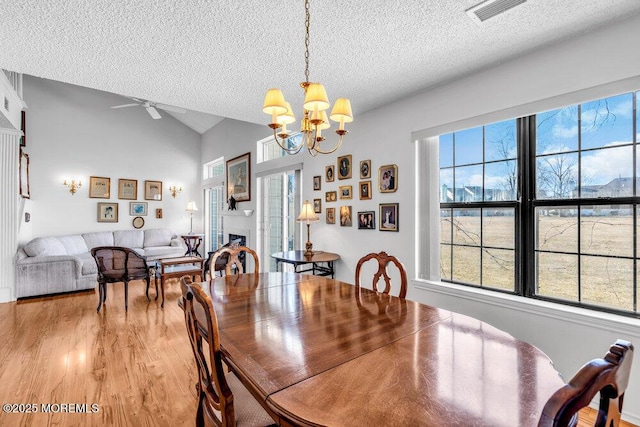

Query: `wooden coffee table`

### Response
(154, 256, 204, 307)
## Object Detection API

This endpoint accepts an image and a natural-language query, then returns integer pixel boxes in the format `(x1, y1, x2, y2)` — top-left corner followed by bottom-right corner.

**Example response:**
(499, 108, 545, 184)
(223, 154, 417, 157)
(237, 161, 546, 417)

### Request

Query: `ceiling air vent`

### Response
(466, 0, 527, 24)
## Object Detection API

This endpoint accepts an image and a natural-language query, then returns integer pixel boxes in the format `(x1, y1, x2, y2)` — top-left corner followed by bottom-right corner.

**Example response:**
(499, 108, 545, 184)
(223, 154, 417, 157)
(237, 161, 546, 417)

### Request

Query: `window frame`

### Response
(437, 93, 639, 318)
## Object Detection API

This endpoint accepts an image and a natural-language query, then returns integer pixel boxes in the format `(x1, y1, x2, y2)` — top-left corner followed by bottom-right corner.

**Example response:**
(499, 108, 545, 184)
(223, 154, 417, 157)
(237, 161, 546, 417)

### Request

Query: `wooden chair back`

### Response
(538, 339, 634, 427)
(209, 243, 260, 276)
(181, 276, 235, 426)
(355, 251, 407, 298)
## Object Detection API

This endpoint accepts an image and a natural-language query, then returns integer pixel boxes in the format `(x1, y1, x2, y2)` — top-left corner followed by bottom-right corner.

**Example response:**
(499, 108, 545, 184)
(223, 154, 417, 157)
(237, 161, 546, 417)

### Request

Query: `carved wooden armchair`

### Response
(91, 246, 151, 312)
(538, 339, 634, 427)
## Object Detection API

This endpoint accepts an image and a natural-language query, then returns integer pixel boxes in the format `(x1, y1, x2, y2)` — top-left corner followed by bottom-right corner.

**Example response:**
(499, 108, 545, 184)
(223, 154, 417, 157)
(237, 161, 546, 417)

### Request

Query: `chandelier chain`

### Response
(304, 0, 310, 83)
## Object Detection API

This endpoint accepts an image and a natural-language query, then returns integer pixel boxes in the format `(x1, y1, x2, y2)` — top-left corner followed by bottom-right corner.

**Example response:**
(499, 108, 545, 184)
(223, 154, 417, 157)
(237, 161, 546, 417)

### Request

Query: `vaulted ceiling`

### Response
(1, 0, 639, 133)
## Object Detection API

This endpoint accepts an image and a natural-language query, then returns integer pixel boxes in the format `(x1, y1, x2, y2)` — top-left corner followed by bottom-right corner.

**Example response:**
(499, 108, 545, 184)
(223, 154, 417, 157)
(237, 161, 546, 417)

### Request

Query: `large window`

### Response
(439, 91, 639, 316)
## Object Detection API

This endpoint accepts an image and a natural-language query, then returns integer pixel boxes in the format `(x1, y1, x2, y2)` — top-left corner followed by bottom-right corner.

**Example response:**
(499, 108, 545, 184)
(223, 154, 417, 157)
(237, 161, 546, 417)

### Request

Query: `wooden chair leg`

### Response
(97, 282, 105, 312)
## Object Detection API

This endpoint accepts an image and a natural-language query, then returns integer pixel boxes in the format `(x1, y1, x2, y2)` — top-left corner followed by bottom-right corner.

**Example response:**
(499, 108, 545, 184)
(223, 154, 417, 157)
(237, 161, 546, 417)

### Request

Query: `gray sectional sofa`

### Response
(15, 229, 186, 298)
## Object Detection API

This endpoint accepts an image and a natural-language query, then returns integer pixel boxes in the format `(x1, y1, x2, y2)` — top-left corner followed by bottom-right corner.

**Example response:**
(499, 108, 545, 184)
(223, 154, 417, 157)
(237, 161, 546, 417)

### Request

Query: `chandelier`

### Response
(262, 0, 353, 156)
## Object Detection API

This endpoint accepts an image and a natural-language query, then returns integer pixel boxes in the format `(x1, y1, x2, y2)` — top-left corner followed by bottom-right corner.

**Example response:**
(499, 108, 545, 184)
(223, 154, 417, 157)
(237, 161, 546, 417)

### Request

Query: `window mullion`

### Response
(520, 116, 536, 297)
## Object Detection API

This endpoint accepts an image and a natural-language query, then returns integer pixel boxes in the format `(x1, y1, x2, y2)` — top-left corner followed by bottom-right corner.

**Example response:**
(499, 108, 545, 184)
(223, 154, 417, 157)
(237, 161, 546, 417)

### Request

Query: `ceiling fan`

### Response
(110, 98, 186, 119)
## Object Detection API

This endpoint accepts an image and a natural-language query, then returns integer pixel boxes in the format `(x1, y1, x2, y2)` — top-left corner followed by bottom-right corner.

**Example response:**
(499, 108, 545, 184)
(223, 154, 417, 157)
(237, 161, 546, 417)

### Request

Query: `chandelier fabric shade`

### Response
(262, 0, 353, 156)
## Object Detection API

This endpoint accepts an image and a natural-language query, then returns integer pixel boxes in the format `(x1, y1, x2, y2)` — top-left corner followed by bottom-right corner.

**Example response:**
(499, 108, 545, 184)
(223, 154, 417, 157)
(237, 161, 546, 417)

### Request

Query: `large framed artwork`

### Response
(89, 176, 110, 199)
(19, 149, 30, 198)
(118, 178, 138, 200)
(227, 152, 251, 202)
(97, 202, 118, 223)
(144, 180, 163, 201)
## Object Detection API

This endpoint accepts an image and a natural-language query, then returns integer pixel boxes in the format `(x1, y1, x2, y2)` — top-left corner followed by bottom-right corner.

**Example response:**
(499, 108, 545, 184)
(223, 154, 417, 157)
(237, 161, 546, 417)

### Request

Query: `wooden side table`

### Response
(154, 256, 204, 307)
(271, 250, 340, 278)
(181, 234, 204, 257)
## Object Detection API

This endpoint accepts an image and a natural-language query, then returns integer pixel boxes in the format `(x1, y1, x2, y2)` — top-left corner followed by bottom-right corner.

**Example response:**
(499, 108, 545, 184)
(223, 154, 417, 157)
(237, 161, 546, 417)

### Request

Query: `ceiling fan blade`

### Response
(111, 103, 140, 109)
(146, 106, 162, 119)
(155, 103, 186, 114)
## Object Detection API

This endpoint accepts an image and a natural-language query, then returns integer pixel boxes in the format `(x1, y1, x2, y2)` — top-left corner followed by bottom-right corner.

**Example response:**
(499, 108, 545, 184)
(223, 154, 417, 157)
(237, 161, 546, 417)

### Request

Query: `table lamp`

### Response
(297, 200, 319, 257)
(185, 201, 198, 234)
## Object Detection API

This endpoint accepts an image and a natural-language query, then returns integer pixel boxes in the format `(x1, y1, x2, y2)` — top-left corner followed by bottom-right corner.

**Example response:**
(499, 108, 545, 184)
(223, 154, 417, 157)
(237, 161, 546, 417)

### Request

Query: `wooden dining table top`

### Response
(194, 272, 565, 427)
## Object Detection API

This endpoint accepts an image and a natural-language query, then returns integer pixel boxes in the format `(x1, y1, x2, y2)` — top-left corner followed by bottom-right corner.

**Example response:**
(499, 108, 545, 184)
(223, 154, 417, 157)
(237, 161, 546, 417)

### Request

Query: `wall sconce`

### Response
(63, 179, 82, 195)
(169, 185, 182, 198)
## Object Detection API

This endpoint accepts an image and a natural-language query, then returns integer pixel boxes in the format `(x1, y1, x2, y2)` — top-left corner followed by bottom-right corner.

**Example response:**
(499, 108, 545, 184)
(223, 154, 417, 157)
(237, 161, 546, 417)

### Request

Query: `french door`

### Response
(260, 170, 300, 271)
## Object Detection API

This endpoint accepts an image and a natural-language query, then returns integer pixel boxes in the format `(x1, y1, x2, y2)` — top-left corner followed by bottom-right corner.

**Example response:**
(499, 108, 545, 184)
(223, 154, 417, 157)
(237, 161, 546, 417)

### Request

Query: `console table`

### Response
(271, 250, 339, 278)
(181, 234, 204, 257)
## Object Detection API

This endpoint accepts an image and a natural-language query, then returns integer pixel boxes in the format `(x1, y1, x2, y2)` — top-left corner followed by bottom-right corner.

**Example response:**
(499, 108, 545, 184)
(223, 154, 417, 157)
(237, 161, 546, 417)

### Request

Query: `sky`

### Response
(439, 91, 639, 200)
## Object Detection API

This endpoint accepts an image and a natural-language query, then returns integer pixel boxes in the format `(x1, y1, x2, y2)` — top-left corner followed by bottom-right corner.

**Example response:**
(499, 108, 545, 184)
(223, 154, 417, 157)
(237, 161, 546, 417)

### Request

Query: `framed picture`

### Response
(227, 152, 251, 202)
(337, 154, 352, 180)
(325, 191, 337, 202)
(156, 208, 163, 219)
(313, 198, 322, 213)
(339, 206, 352, 226)
(359, 181, 372, 200)
(19, 149, 30, 198)
(326, 207, 335, 224)
(325, 165, 335, 182)
(118, 178, 138, 200)
(313, 175, 321, 191)
(379, 203, 399, 232)
(379, 164, 398, 193)
(339, 185, 352, 199)
(89, 176, 110, 199)
(360, 160, 371, 179)
(144, 180, 162, 201)
(129, 201, 148, 216)
(97, 202, 118, 223)
(358, 211, 376, 230)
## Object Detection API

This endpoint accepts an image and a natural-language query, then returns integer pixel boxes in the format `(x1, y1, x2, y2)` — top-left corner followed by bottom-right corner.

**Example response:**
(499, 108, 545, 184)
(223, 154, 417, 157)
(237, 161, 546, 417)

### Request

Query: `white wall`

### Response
(22, 76, 201, 241)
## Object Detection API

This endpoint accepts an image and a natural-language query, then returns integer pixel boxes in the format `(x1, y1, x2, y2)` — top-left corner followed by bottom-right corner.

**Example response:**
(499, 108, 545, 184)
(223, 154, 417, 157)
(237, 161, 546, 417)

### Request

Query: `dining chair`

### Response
(206, 243, 260, 276)
(538, 339, 634, 427)
(355, 251, 407, 298)
(91, 246, 151, 312)
(180, 276, 275, 427)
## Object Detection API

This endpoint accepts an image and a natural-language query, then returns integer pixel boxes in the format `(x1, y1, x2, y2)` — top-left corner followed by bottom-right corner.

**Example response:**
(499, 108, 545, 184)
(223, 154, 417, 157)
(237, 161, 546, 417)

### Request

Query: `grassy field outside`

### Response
(440, 213, 637, 312)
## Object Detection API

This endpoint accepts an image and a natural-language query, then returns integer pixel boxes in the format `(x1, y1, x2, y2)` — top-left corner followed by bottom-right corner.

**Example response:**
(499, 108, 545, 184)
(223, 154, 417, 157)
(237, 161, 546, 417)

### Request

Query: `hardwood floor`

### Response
(0, 279, 636, 427)
(0, 280, 197, 427)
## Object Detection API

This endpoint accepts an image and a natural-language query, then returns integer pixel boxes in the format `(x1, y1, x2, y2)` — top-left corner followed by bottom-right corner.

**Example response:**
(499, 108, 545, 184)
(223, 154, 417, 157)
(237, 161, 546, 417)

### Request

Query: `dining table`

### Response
(190, 272, 566, 426)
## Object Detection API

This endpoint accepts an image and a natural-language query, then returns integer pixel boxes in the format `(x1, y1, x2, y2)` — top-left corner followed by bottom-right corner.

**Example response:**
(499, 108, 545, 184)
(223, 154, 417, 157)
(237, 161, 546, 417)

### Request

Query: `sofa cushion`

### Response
(58, 235, 89, 255)
(144, 229, 175, 248)
(82, 231, 115, 250)
(114, 230, 144, 248)
(23, 237, 67, 257)
(77, 252, 98, 275)
(144, 246, 183, 258)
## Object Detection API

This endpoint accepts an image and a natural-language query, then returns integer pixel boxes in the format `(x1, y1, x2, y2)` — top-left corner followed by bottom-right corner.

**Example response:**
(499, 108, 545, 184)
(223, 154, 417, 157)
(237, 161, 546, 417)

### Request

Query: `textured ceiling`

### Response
(1, 0, 640, 129)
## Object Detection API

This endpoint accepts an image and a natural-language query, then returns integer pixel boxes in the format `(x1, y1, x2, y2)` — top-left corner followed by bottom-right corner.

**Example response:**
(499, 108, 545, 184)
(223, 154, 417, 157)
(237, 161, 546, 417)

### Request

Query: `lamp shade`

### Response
(185, 201, 199, 212)
(317, 111, 331, 130)
(263, 89, 288, 116)
(297, 200, 319, 223)
(329, 98, 353, 123)
(303, 83, 330, 112)
(277, 102, 296, 125)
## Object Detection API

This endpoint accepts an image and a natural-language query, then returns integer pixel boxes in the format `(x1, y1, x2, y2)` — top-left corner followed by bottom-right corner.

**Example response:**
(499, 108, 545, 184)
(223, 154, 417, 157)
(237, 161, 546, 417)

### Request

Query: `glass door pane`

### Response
(204, 186, 224, 254)
(261, 170, 299, 271)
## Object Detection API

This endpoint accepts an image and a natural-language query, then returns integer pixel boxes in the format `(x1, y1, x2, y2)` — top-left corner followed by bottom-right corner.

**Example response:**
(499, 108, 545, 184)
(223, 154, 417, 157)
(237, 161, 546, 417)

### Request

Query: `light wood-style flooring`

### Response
(0, 279, 636, 427)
